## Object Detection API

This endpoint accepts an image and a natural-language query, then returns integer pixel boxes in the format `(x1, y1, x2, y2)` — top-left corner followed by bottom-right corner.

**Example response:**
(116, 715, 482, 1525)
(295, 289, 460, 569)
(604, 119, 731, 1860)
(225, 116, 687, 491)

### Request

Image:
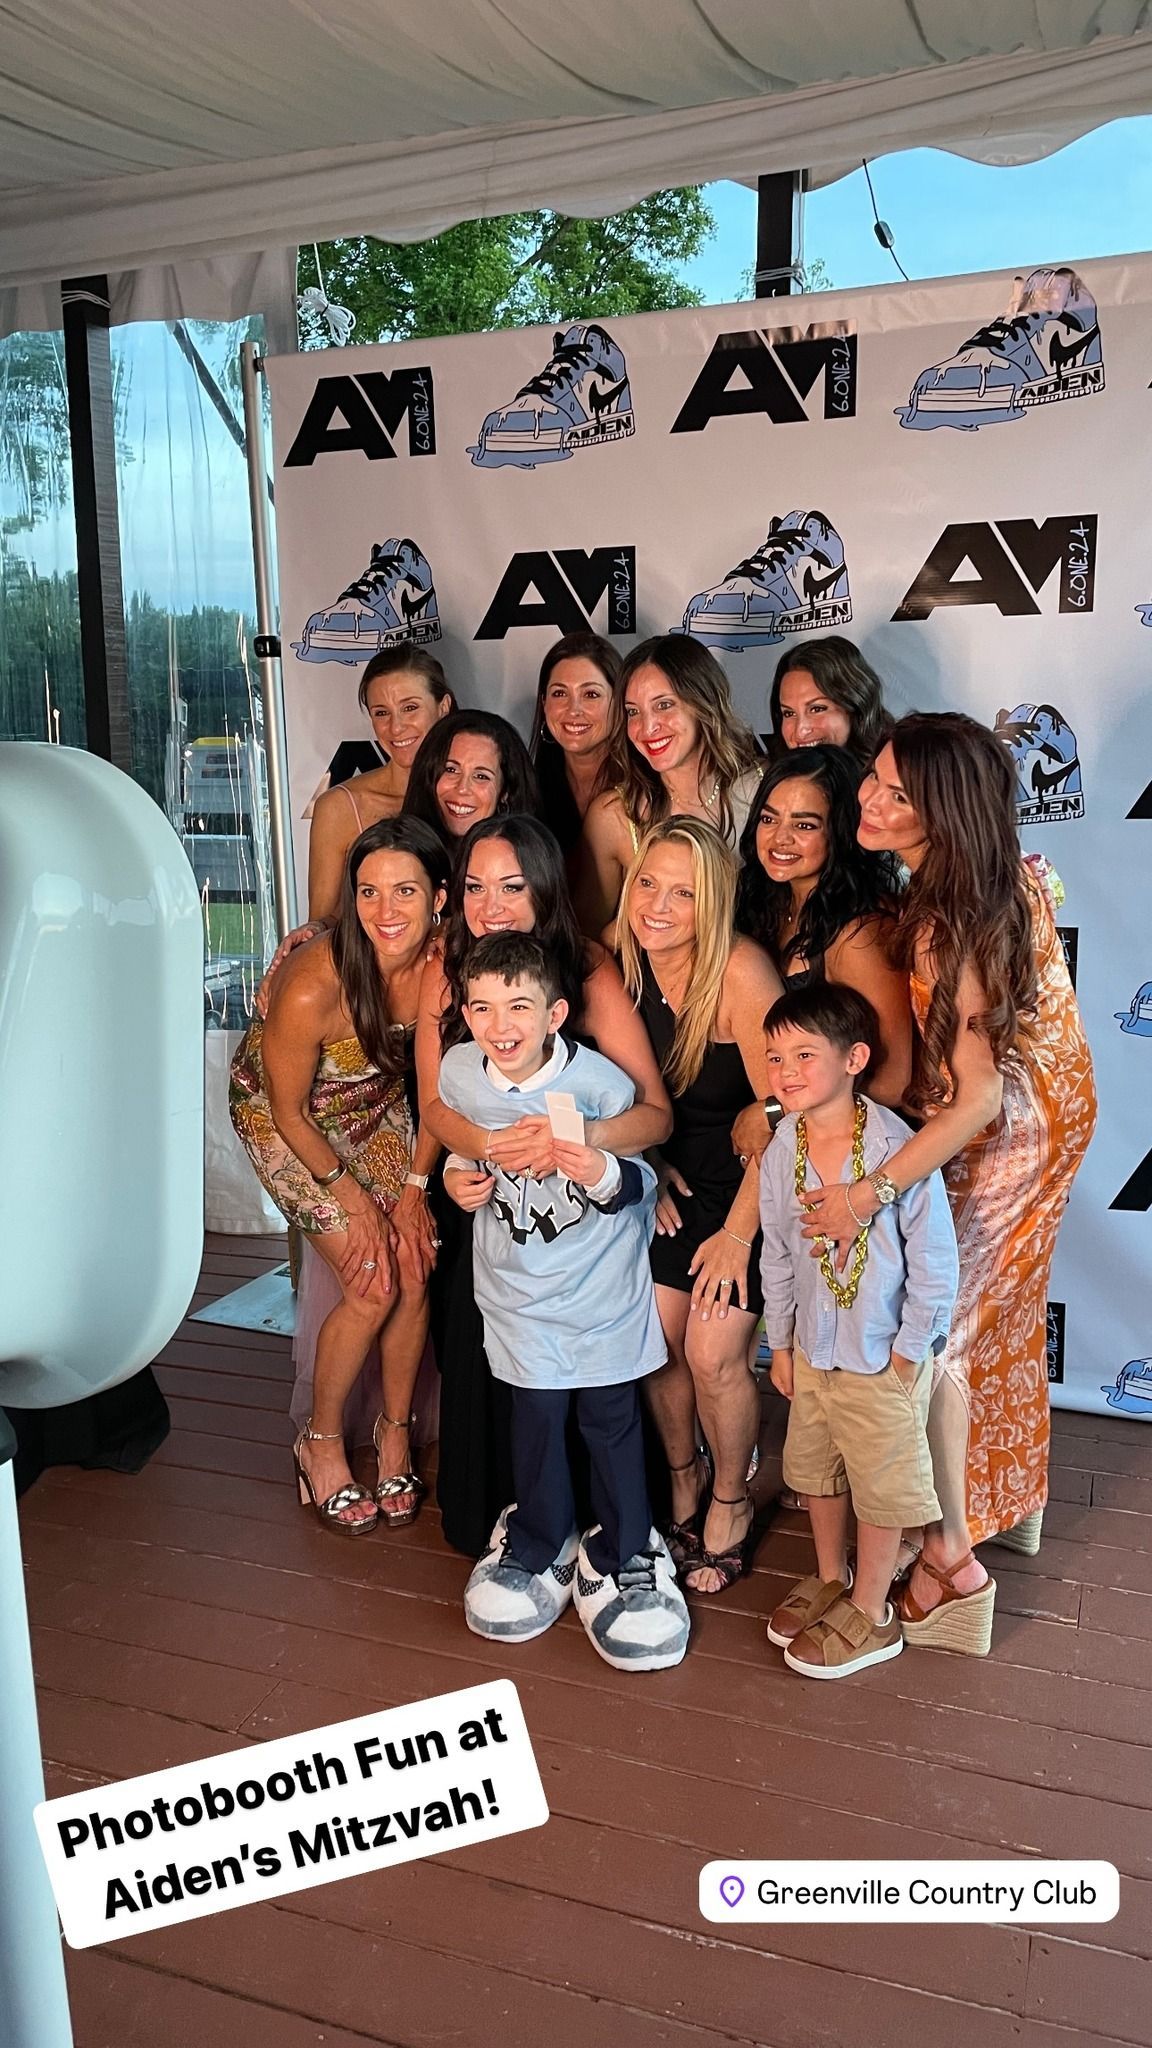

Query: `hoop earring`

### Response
(431, 911, 442, 928)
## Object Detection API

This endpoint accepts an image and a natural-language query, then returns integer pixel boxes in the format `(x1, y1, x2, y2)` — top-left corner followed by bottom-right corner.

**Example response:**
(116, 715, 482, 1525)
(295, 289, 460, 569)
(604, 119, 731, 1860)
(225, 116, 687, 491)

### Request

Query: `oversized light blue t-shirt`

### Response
(438, 1038, 667, 1391)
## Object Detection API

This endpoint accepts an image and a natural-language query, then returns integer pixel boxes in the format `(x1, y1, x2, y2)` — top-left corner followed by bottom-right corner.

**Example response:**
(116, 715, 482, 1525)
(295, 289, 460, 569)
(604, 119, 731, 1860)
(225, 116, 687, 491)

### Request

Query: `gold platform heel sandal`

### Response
(989, 1508, 1043, 1556)
(373, 1412, 427, 1529)
(293, 1423, 378, 1536)
(897, 1552, 996, 1657)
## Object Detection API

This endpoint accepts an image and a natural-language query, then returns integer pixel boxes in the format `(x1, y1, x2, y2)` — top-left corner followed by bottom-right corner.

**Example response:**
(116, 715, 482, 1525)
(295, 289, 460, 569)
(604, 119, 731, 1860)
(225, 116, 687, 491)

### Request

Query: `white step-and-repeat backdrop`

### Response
(266, 257, 1152, 1419)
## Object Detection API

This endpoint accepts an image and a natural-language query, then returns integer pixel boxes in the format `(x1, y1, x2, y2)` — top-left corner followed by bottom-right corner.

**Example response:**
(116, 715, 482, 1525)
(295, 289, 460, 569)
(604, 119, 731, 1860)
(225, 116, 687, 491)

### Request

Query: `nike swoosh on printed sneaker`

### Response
(400, 585, 436, 621)
(1049, 321, 1101, 373)
(588, 375, 630, 417)
(800, 560, 847, 601)
(1032, 756, 1080, 797)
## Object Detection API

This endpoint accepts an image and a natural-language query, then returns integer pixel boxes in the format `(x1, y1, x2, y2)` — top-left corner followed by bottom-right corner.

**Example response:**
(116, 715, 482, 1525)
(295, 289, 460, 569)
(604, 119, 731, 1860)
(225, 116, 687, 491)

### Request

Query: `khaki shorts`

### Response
(783, 1346, 941, 1529)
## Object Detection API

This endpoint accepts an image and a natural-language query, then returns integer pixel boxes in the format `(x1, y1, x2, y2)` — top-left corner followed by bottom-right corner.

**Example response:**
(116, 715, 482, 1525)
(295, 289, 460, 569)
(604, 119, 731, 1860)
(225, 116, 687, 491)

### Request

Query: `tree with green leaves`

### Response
(297, 189, 717, 346)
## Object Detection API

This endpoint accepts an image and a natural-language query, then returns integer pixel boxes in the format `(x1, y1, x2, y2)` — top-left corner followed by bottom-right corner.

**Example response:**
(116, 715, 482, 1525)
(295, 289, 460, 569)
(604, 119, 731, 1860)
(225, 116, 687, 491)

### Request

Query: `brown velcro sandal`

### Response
(765, 1573, 852, 1649)
(783, 1594, 903, 1679)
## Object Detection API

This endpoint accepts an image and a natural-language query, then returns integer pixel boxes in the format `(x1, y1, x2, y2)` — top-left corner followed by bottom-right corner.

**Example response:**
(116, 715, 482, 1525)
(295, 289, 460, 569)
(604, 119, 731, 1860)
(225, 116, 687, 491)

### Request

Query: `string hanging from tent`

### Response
(296, 244, 356, 346)
(862, 159, 911, 283)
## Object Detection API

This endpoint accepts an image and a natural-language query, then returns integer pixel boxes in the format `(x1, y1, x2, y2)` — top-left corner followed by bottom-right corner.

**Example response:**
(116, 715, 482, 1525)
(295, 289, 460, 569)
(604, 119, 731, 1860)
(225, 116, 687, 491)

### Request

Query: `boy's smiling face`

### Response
(765, 1023, 870, 1114)
(463, 972, 569, 1085)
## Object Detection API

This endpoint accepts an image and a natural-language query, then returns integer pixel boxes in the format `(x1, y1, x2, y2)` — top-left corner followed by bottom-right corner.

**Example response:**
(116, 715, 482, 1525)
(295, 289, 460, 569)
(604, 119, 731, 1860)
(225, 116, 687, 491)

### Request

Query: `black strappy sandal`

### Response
(682, 1491, 762, 1596)
(663, 1448, 711, 1570)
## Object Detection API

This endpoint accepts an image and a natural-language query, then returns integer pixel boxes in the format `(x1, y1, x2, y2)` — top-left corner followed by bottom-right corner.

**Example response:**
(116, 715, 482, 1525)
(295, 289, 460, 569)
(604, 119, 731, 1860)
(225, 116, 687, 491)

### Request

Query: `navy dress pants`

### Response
(506, 1382, 652, 1578)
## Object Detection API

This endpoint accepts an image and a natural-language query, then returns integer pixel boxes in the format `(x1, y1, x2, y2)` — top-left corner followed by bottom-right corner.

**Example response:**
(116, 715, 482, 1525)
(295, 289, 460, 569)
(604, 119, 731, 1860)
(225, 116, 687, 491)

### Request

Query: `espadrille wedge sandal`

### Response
(989, 1508, 1043, 1556)
(897, 1552, 996, 1658)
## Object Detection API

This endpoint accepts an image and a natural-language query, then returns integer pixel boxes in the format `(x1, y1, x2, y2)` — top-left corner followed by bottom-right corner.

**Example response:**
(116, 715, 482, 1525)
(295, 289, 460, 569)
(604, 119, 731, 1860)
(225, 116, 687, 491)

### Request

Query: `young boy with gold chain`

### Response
(758, 985, 959, 1678)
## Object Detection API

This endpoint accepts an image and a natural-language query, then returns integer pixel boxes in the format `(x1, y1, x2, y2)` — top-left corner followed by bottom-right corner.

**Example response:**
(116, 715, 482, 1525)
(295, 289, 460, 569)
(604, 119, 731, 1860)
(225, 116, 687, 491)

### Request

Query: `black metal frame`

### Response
(755, 171, 804, 297)
(61, 274, 132, 774)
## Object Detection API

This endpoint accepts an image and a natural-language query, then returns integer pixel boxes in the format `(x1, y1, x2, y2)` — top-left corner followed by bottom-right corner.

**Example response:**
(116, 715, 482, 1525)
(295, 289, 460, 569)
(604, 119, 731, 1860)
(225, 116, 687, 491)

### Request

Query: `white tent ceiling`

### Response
(3, 3, 1152, 321)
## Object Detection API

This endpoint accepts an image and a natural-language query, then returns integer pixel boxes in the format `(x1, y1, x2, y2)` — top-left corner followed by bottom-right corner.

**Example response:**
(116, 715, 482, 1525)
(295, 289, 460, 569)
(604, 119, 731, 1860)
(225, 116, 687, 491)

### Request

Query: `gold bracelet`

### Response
(723, 1225, 754, 1248)
(843, 1183, 871, 1232)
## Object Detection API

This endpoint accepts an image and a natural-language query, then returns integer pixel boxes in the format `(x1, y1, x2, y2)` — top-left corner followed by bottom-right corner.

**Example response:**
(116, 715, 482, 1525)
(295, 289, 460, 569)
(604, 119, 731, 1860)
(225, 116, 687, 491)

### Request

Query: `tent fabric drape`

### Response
(0, 250, 298, 349)
(1, 11, 1151, 295)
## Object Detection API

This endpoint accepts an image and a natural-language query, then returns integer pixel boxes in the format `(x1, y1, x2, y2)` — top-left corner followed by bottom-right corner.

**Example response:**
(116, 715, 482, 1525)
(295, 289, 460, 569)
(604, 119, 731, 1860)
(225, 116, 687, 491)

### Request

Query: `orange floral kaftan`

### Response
(911, 865, 1097, 1544)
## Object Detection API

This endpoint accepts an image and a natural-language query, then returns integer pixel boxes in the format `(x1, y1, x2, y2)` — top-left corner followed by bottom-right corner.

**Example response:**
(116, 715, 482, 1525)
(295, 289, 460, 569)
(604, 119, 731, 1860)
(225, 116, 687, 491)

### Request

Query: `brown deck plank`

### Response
(66, 1951, 402, 2048)
(18, 1239, 1152, 2048)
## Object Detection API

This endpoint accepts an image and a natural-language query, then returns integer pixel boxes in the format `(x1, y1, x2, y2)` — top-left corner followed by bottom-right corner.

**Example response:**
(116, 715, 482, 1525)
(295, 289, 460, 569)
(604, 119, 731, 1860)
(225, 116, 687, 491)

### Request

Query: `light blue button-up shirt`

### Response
(758, 1097, 959, 1374)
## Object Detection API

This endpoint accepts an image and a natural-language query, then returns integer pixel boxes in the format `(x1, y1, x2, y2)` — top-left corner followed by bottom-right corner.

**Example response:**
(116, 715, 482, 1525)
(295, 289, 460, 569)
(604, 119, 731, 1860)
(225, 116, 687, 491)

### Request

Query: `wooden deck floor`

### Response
(19, 1233, 1152, 2048)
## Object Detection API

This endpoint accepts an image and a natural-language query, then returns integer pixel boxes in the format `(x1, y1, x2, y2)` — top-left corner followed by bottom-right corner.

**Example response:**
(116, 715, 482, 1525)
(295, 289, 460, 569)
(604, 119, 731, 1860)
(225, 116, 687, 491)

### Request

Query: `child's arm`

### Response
(769, 1349, 794, 1401)
(551, 1141, 648, 1213)
(893, 1166, 961, 1365)
(442, 1151, 495, 1214)
(758, 1143, 798, 1361)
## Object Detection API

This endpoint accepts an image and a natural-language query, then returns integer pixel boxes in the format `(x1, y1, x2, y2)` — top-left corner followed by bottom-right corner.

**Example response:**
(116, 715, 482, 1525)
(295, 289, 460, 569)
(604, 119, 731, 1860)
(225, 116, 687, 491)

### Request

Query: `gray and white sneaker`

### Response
(464, 1506, 579, 1642)
(573, 1527, 690, 1671)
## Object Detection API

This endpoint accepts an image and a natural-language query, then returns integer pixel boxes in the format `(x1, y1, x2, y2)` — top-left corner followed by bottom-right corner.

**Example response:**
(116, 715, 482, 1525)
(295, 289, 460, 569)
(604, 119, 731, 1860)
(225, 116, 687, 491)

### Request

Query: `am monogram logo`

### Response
(670, 325, 857, 433)
(475, 548, 636, 640)
(892, 515, 1097, 620)
(284, 371, 436, 463)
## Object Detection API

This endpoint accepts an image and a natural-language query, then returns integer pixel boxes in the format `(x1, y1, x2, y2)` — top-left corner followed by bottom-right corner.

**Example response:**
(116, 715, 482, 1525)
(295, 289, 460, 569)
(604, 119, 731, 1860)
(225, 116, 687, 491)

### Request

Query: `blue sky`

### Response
(681, 116, 1152, 302)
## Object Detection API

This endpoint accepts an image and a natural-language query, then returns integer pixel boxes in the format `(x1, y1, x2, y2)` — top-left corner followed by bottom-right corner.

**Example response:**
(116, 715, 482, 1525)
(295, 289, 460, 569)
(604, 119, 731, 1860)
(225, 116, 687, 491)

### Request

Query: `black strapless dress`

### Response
(639, 958, 764, 1317)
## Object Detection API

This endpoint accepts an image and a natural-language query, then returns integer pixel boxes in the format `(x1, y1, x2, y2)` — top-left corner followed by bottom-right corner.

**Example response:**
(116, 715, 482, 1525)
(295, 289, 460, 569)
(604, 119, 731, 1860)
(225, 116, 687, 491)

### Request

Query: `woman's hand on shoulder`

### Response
(255, 920, 333, 1017)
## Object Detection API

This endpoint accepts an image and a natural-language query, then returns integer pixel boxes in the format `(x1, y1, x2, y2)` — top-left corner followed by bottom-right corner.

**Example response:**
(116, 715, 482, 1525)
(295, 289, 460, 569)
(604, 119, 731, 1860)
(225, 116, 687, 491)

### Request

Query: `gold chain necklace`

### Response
(795, 1099, 871, 1310)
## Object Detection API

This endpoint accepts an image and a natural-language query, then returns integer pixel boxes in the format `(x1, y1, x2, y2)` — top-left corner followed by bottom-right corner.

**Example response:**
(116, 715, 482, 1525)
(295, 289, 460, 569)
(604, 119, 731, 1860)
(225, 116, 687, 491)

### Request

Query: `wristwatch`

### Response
(404, 1171, 431, 1192)
(764, 1096, 785, 1134)
(870, 1171, 898, 1207)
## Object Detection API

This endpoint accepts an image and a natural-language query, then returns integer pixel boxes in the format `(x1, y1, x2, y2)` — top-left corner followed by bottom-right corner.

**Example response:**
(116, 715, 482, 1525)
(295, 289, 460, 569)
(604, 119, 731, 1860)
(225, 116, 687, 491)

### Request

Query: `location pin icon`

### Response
(720, 1874, 744, 1908)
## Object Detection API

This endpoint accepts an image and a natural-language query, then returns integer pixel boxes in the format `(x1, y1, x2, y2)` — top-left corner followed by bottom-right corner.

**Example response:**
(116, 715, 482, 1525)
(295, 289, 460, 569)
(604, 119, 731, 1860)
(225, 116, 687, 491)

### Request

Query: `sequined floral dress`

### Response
(229, 1018, 413, 1232)
(911, 864, 1097, 1543)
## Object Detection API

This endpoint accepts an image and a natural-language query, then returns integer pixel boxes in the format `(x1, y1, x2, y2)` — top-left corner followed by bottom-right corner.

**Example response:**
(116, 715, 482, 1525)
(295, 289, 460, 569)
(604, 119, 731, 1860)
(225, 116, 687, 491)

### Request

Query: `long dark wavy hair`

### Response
(401, 709, 539, 844)
(736, 746, 902, 973)
(886, 712, 1037, 1109)
(439, 814, 589, 1050)
(529, 631, 620, 855)
(770, 636, 894, 764)
(357, 644, 455, 714)
(609, 635, 760, 842)
(330, 817, 450, 1075)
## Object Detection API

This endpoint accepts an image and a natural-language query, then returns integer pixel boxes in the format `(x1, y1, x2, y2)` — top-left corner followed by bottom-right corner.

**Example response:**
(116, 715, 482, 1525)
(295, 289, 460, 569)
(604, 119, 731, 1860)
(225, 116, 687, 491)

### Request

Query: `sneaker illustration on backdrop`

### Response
(1116, 981, 1152, 1038)
(680, 510, 851, 649)
(1103, 1359, 1152, 1415)
(993, 702, 1084, 822)
(470, 322, 634, 468)
(897, 266, 1104, 431)
(293, 538, 441, 664)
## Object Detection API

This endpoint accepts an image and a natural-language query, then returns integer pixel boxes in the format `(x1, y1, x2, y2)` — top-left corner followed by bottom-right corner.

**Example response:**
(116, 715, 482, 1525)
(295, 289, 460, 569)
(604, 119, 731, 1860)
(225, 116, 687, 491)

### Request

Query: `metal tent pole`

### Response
(240, 341, 298, 940)
(0, 1415, 74, 2048)
(754, 172, 805, 297)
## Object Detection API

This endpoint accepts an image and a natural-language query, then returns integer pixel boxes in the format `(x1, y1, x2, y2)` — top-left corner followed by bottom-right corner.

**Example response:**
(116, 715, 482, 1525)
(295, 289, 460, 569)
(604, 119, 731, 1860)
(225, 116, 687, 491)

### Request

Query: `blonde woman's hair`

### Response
(610, 636, 760, 842)
(616, 816, 738, 1093)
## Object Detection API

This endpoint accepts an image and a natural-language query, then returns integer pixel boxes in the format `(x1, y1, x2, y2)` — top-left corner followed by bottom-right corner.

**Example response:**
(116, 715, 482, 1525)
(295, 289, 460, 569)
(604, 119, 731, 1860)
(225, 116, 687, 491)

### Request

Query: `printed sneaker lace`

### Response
(958, 309, 1051, 354)
(519, 336, 601, 400)
(730, 517, 834, 583)
(339, 548, 407, 602)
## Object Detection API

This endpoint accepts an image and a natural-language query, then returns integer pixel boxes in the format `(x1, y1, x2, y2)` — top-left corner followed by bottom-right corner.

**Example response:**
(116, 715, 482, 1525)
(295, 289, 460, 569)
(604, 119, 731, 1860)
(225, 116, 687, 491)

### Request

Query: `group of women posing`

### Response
(231, 627, 1096, 1651)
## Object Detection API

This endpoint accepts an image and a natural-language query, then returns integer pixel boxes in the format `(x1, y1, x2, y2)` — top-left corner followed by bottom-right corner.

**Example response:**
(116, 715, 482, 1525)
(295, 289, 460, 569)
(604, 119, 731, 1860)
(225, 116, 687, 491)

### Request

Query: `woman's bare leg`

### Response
(300, 1230, 394, 1525)
(644, 1286, 704, 1527)
(683, 1306, 760, 1593)
(907, 1371, 988, 1609)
